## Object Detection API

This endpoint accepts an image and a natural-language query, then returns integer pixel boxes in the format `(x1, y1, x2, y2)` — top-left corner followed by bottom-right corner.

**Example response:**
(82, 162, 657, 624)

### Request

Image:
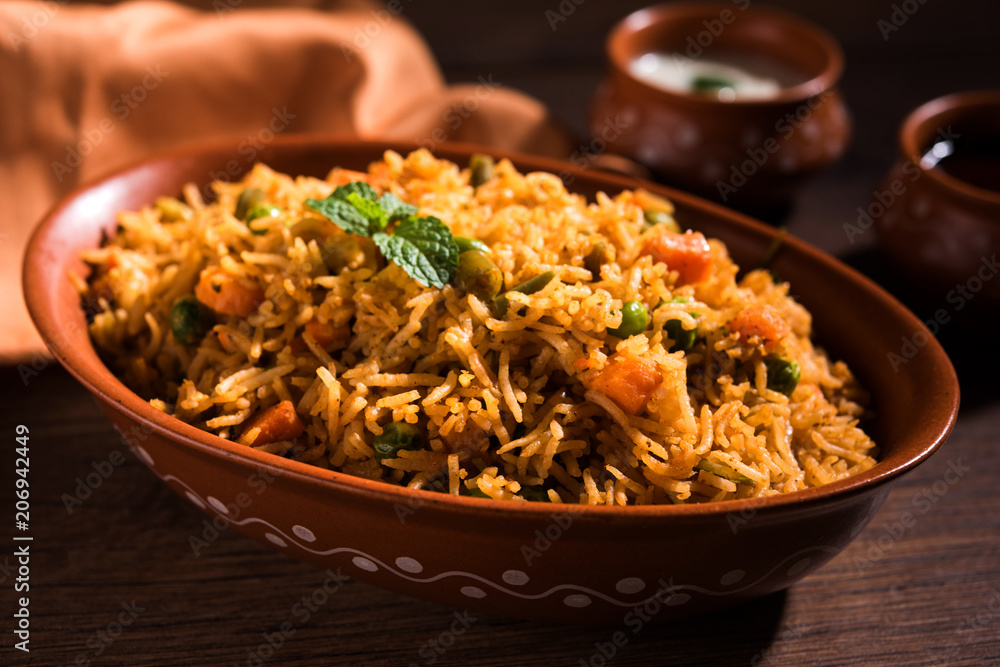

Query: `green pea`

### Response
(170, 296, 215, 346)
(246, 204, 281, 222)
(372, 421, 424, 461)
(493, 271, 556, 318)
(765, 357, 800, 396)
(245, 204, 282, 234)
(664, 319, 697, 353)
(642, 209, 680, 232)
(454, 237, 491, 255)
(609, 300, 649, 339)
(584, 243, 612, 278)
(455, 250, 503, 302)
(234, 188, 266, 221)
(469, 154, 495, 188)
(154, 196, 193, 222)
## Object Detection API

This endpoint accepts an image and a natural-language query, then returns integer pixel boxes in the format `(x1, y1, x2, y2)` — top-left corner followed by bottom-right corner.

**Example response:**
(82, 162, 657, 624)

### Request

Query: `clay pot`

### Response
(590, 2, 850, 211)
(873, 90, 1000, 309)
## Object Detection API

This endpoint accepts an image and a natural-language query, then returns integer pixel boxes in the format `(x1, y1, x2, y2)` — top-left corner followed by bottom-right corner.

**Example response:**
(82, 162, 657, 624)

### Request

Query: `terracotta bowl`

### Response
(24, 138, 957, 623)
(874, 90, 1000, 309)
(590, 2, 850, 210)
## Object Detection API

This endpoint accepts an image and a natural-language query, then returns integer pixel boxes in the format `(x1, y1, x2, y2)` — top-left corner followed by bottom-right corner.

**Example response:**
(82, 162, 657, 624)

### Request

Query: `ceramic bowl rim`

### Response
(23, 135, 959, 521)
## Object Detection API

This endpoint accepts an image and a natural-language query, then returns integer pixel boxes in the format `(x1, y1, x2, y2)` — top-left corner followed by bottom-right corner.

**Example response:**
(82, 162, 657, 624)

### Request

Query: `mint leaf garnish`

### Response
(378, 192, 418, 224)
(305, 197, 370, 236)
(307, 181, 459, 288)
(345, 193, 387, 232)
(332, 181, 378, 202)
(373, 216, 458, 289)
(306, 182, 383, 235)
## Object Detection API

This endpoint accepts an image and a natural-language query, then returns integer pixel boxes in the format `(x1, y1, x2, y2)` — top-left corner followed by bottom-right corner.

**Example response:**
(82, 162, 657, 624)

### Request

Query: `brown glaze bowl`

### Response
(24, 138, 957, 623)
(874, 91, 1000, 309)
(590, 2, 850, 210)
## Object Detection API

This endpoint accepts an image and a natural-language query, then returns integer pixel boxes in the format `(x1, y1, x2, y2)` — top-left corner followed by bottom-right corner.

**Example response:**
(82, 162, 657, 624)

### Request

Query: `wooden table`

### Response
(3, 1, 998, 665)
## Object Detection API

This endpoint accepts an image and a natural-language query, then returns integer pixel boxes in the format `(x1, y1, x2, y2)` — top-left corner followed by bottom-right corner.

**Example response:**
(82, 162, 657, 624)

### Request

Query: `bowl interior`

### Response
(902, 90, 1000, 205)
(24, 137, 959, 517)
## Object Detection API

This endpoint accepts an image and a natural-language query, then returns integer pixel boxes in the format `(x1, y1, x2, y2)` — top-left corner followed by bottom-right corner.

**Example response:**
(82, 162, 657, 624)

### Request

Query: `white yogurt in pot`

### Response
(630, 51, 804, 101)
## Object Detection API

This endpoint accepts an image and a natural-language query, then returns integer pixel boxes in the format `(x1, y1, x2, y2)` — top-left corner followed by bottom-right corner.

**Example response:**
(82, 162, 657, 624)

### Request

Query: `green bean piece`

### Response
(765, 357, 800, 396)
(694, 459, 754, 485)
(609, 300, 649, 339)
(234, 188, 266, 221)
(493, 270, 556, 318)
(170, 296, 215, 346)
(757, 227, 787, 269)
(510, 271, 556, 294)
(423, 478, 448, 494)
(664, 319, 697, 352)
(584, 243, 612, 278)
(455, 250, 503, 302)
(454, 236, 491, 255)
(469, 153, 495, 188)
(518, 486, 551, 503)
(154, 196, 193, 222)
(466, 487, 491, 499)
(372, 421, 424, 461)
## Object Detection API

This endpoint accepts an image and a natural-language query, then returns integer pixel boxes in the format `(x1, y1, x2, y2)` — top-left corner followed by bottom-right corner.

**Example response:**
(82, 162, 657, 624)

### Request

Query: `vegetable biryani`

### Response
(78, 149, 877, 505)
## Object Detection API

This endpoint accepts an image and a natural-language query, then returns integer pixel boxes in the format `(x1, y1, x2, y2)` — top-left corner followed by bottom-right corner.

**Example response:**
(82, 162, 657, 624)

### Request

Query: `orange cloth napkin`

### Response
(0, 0, 573, 363)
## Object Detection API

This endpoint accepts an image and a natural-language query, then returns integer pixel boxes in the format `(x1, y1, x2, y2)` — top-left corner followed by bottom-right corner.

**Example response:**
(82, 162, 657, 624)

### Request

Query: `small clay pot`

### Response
(873, 91, 1000, 309)
(590, 2, 850, 211)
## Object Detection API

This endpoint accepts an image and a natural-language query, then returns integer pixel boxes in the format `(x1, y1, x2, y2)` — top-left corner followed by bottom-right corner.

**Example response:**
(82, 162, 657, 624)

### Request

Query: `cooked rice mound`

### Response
(80, 149, 878, 505)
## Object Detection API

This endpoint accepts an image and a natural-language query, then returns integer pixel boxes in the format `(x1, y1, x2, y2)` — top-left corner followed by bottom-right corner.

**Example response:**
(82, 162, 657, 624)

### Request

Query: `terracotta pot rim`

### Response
(23, 135, 958, 522)
(900, 89, 1000, 207)
(606, 1, 844, 108)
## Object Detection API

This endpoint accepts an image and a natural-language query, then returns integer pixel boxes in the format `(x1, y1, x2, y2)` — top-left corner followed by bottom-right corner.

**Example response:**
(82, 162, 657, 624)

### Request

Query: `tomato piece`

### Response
(730, 304, 790, 344)
(237, 401, 304, 446)
(194, 267, 265, 318)
(304, 319, 350, 349)
(641, 229, 712, 285)
(591, 355, 663, 415)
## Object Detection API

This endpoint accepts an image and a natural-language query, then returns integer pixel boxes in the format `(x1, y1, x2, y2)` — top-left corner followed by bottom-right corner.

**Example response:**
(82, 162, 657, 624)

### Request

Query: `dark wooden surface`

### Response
(4, 1, 1000, 665)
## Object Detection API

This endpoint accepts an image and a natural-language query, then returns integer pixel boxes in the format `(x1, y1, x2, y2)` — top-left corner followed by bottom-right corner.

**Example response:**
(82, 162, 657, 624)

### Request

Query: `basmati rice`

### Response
(80, 149, 877, 505)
